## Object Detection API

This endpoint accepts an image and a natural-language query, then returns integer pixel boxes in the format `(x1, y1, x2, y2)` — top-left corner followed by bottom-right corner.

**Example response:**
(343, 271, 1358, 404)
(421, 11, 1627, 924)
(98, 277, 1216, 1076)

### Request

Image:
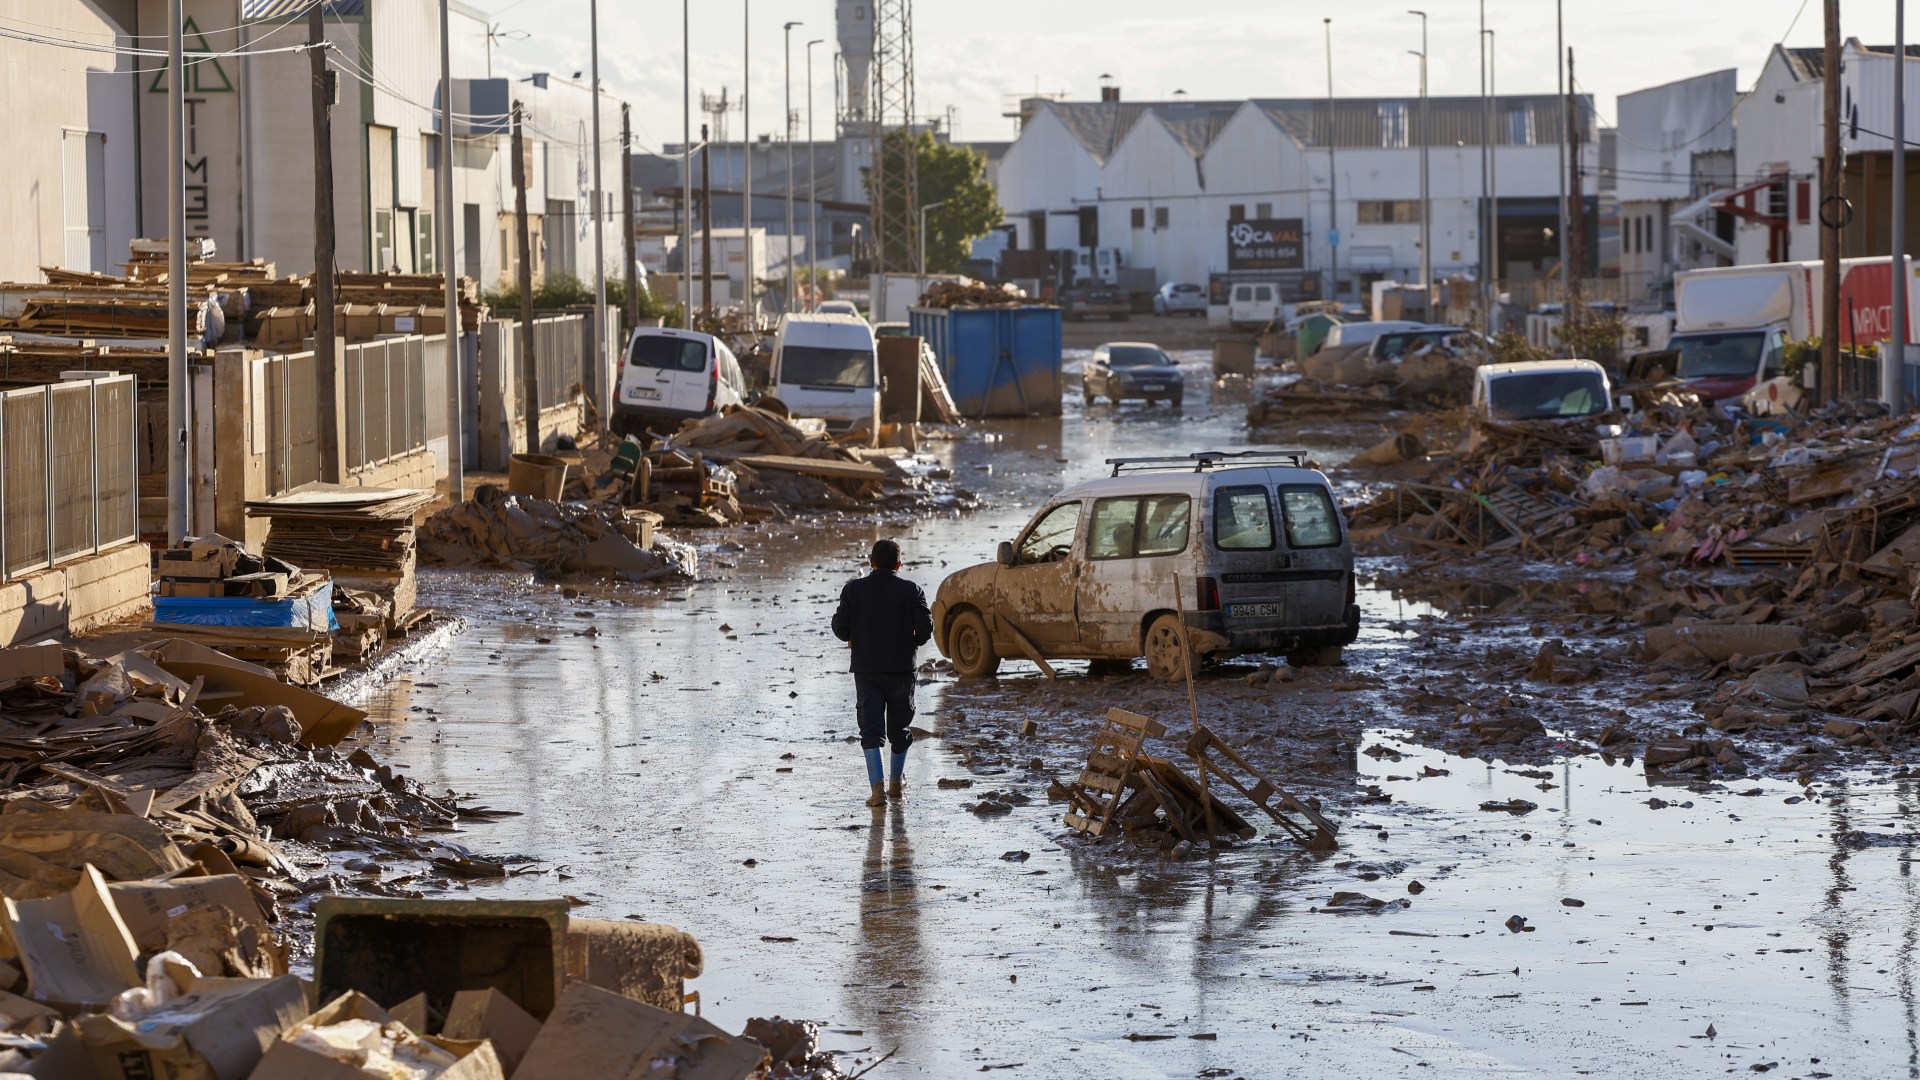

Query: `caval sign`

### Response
(1226, 218, 1303, 272)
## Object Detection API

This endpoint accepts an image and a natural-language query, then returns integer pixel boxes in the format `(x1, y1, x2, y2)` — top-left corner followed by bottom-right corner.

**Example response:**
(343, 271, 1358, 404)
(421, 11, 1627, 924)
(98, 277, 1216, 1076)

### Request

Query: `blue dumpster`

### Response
(908, 305, 1063, 418)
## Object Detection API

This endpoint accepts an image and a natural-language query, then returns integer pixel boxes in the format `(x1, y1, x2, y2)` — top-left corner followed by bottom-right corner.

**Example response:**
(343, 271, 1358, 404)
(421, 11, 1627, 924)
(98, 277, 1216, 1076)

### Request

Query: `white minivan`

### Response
(1228, 282, 1283, 330)
(613, 326, 747, 436)
(771, 313, 881, 436)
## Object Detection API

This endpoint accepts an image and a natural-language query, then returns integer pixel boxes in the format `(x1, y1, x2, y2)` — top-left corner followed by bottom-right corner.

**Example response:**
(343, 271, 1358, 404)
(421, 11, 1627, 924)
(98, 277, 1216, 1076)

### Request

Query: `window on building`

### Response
(1357, 200, 1421, 224)
(1255, 202, 1272, 219)
(1131, 206, 1146, 229)
(1154, 206, 1169, 228)
(418, 210, 435, 274)
(1503, 107, 1533, 145)
(1378, 102, 1409, 149)
(1228, 204, 1246, 222)
(60, 130, 106, 272)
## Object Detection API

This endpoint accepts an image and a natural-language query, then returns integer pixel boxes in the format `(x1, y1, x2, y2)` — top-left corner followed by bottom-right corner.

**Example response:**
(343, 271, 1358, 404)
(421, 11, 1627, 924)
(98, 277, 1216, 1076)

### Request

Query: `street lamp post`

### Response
(743, 0, 753, 322)
(919, 200, 947, 298)
(1324, 18, 1338, 305)
(683, 0, 692, 328)
(589, 0, 607, 417)
(783, 20, 801, 314)
(1409, 10, 1430, 304)
(1485, 27, 1500, 333)
(807, 38, 823, 312)
(1478, 0, 1491, 336)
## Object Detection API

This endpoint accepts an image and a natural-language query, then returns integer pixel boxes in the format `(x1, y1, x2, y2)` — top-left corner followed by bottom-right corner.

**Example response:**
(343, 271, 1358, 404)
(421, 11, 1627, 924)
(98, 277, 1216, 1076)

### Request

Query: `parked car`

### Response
(771, 313, 881, 436)
(931, 451, 1360, 679)
(1472, 360, 1613, 421)
(1365, 326, 1483, 362)
(612, 326, 747, 436)
(873, 321, 913, 338)
(1321, 319, 1430, 354)
(1084, 342, 1184, 409)
(815, 299, 862, 318)
(1228, 281, 1283, 330)
(1061, 283, 1131, 322)
(1153, 282, 1207, 317)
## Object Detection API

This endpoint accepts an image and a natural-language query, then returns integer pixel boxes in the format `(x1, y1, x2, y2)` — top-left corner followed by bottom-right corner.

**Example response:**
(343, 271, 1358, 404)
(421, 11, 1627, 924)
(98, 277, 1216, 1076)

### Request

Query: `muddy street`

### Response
(337, 359, 1920, 1078)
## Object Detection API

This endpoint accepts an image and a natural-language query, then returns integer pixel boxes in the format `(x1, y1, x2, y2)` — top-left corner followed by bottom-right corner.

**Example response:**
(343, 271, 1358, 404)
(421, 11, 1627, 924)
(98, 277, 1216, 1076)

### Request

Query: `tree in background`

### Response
(865, 131, 1002, 274)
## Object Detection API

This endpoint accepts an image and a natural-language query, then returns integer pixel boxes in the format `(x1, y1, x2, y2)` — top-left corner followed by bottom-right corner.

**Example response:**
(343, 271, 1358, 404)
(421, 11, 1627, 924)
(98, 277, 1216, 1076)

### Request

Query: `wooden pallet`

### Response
(1126, 757, 1256, 846)
(1184, 725, 1339, 851)
(1062, 709, 1165, 837)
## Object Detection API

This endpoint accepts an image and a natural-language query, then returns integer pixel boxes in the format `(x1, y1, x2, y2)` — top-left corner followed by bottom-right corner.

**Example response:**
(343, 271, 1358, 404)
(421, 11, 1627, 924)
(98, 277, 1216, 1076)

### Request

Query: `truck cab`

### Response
(1669, 327, 1789, 401)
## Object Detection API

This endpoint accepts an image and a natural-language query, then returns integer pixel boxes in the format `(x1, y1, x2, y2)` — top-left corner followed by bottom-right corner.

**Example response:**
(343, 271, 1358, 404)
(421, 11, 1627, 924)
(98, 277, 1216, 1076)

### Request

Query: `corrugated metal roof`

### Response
(241, 0, 365, 21)
(1039, 100, 1243, 164)
(1255, 94, 1586, 148)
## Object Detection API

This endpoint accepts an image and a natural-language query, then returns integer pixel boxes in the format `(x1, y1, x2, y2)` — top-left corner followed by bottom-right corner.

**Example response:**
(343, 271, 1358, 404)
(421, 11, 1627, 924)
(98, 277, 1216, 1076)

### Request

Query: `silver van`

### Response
(931, 452, 1359, 679)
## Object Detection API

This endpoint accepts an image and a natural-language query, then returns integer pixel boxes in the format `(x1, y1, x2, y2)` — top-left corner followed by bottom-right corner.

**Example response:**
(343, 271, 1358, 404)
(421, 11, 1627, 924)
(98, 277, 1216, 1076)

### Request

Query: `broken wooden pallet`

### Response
(1184, 725, 1339, 851)
(1123, 756, 1256, 847)
(1062, 708, 1165, 837)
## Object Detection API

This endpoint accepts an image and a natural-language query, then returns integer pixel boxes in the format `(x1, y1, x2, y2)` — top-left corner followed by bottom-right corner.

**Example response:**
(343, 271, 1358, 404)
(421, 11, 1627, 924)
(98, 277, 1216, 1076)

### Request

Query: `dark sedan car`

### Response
(1084, 342, 1184, 409)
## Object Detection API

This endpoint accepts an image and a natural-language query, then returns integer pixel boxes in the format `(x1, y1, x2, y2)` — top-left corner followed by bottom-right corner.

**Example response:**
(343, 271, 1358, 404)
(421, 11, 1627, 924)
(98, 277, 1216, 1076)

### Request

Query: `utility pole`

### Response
(784, 21, 802, 314)
(1324, 18, 1338, 305)
(512, 103, 539, 453)
(1556, 0, 1568, 304)
(589, 0, 608, 423)
(1566, 49, 1585, 327)
(308, 5, 340, 485)
(437, 0, 463, 499)
(1478, 0, 1491, 336)
(622, 104, 637, 329)
(682, 0, 693, 329)
(1487, 27, 1500, 332)
(168, 0, 189, 541)
(701, 123, 713, 319)
(808, 38, 823, 310)
(1820, 0, 1842, 401)
(743, 0, 754, 324)
(1892, 0, 1909, 413)
(1410, 11, 1430, 304)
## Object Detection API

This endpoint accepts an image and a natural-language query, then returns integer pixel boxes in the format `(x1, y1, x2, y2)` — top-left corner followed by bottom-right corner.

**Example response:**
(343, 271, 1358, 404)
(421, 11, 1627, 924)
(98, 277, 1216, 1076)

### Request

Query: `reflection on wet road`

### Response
(350, 357, 1920, 1077)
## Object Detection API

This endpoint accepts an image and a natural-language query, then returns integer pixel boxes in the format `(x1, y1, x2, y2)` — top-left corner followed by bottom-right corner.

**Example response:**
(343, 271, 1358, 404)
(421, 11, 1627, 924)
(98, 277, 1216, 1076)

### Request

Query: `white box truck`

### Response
(1670, 257, 1920, 401)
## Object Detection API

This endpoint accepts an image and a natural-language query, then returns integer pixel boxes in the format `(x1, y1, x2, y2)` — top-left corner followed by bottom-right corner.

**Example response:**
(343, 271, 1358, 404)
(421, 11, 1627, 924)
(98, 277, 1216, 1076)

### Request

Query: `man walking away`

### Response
(832, 539, 933, 807)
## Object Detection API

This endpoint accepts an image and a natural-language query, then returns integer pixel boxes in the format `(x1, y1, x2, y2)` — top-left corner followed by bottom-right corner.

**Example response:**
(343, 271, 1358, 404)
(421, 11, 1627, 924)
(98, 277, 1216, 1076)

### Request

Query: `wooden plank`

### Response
(1183, 726, 1337, 850)
(1000, 619, 1058, 680)
(735, 454, 886, 482)
(1107, 708, 1168, 739)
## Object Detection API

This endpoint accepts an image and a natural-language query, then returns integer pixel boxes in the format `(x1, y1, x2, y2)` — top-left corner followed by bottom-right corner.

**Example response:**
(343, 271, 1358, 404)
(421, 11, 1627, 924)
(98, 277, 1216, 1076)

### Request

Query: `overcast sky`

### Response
(463, 0, 1891, 149)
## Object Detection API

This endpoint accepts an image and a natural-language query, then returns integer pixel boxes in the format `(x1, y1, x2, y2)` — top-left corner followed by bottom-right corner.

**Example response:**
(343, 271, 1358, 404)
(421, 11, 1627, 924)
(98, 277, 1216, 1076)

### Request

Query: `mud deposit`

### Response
(338, 359, 1920, 1077)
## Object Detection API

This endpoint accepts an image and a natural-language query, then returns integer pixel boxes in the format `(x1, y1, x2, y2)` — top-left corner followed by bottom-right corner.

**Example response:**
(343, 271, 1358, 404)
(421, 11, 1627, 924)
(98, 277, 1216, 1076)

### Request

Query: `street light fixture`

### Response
(807, 38, 823, 312)
(1409, 10, 1430, 303)
(919, 200, 947, 298)
(783, 20, 801, 314)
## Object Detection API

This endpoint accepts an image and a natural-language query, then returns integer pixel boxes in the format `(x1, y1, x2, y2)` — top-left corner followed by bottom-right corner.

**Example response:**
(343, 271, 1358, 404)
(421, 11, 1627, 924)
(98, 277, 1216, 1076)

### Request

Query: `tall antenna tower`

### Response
(699, 87, 731, 145)
(869, 0, 917, 272)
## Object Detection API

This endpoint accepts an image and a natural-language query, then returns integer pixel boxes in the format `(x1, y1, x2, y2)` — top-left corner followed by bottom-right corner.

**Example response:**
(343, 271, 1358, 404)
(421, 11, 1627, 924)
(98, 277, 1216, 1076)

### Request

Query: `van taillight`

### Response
(1346, 572, 1356, 604)
(707, 357, 719, 411)
(1196, 577, 1221, 612)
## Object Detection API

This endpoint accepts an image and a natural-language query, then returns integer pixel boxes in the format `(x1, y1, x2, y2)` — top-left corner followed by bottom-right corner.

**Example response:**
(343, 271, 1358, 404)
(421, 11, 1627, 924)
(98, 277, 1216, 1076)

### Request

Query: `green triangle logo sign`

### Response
(148, 17, 236, 94)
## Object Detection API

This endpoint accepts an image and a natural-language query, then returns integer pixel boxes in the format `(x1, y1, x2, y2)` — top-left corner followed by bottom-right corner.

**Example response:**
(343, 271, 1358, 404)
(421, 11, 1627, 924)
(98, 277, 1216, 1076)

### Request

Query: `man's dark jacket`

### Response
(832, 568, 933, 672)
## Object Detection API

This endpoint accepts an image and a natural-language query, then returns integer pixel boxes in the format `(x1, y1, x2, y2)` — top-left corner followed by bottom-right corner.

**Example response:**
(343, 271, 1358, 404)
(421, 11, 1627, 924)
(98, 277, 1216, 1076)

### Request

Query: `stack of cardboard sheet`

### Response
(152, 535, 339, 685)
(247, 485, 435, 635)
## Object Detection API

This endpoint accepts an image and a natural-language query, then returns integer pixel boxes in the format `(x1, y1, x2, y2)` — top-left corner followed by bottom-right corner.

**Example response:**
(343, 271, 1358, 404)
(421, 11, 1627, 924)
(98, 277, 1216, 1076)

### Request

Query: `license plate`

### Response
(1228, 603, 1283, 618)
(1139, 383, 1167, 392)
(628, 387, 661, 400)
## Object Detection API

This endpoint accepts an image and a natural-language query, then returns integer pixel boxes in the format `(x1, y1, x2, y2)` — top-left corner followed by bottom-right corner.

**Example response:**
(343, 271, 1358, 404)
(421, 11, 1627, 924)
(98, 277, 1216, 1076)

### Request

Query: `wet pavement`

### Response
(343, 356, 1920, 1077)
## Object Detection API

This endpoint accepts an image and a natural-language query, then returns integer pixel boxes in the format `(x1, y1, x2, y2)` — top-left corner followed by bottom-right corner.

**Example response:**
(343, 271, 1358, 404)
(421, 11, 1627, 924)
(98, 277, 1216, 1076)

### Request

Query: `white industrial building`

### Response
(1613, 69, 1739, 306)
(0, 0, 626, 291)
(994, 90, 1600, 305)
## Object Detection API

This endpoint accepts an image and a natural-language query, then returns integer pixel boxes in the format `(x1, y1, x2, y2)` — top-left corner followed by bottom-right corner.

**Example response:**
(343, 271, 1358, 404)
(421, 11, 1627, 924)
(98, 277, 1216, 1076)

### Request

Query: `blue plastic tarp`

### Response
(153, 581, 338, 632)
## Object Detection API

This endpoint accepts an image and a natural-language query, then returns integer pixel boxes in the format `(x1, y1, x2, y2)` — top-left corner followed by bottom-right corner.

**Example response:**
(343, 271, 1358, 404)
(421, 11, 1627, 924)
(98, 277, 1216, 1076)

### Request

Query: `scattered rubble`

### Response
(421, 486, 696, 583)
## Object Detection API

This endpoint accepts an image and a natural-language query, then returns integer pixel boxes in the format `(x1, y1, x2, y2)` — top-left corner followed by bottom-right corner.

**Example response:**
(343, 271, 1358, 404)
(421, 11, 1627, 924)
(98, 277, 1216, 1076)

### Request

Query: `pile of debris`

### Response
(582, 403, 972, 524)
(247, 484, 437, 647)
(419, 485, 696, 583)
(151, 535, 341, 686)
(916, 278, 1030, 309)
(1248, 337, 1485, 429)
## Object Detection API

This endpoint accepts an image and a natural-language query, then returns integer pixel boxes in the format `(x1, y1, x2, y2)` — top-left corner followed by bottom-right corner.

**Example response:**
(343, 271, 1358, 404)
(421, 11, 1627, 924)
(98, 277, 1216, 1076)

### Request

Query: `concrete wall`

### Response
(0, 0, 142, 281)
(0, 545, 151, 647)
(1734, 48, 1822, 265)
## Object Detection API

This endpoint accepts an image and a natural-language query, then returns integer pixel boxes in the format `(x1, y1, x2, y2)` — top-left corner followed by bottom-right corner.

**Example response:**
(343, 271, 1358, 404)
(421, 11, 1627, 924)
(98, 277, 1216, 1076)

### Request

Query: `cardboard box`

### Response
(80, 974, 306, 1080)
(161, 580, 226, 598)
(0, 643, 64, 686)
(146, 643, 366, 748)
(4, 866, 140, 1014)
(379, 305, 424, 336)
(186, 535, 245, 577)
(512, 983, 765, 1080)
(107, 874, 284, 979)
(245, 991, 504, 1080)
(442, 988, 540, 1075)
(254, 306, 313, 351)
(337, 304, 382, 342)
(157, 554, 231, 581)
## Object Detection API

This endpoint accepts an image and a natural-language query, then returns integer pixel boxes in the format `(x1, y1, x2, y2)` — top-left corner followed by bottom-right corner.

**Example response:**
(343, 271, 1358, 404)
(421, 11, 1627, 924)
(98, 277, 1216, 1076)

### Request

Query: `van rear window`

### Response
(630, 335, 708, 372)
(1280, 485, 1342, 548)
(781, 345, 875, 388)
(1214, 486, 1274, 551)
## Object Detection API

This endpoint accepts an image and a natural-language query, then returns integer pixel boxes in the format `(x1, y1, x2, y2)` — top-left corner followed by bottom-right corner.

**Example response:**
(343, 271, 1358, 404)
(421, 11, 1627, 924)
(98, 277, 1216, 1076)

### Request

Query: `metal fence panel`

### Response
(49, 384, 95, 560)
(2, 390, 50, 577)
(95, 377, 136, 546)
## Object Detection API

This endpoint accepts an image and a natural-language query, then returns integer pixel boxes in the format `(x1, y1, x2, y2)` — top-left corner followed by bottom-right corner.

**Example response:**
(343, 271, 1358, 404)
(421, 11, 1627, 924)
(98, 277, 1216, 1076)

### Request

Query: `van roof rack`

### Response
(1105, 450, 1311, 476)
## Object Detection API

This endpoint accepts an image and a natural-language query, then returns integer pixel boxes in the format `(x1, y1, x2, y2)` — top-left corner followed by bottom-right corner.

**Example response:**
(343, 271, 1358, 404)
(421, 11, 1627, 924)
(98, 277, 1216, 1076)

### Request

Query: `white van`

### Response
(771, 313, 881, 435)
(613, 326, 746, 435)
(1471, 360, 1613, 421)
(1228, 282, 1283, 330)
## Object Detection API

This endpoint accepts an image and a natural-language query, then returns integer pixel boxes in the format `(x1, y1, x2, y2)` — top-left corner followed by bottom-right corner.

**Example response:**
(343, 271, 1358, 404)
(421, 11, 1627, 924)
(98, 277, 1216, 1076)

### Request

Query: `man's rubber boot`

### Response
(888, 751, 908, 801)
(866, 782, 887, 807)
(865, 749, 886, 806)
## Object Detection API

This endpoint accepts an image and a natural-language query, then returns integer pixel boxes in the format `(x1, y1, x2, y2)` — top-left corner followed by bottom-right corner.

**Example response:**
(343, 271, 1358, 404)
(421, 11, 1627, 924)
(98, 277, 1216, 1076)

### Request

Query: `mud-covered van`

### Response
(931, 451, 1359, 679)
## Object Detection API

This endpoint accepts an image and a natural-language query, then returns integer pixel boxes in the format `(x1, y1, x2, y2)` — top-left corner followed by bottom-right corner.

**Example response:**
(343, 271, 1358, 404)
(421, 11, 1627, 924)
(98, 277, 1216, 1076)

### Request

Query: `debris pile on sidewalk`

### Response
(247, 484, 436, 647)
(1248, 339, 1484, 428)
(584, 403, 974, 522)
(152, 535, 341, 685)
(420, 485, 697, 583)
